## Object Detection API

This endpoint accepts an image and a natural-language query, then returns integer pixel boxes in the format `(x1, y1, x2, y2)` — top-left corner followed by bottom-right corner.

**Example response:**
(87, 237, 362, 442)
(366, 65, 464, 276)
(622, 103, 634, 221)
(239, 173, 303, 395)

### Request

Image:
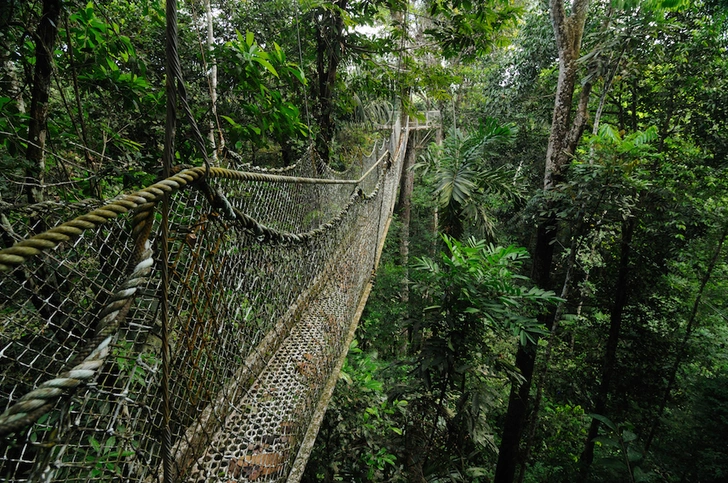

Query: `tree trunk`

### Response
(543, 0, 592, 190)
(204, 0, 222, 161)
(578, 217, 635, 481)
(25, 0, 62, 205)
(405, 420, 428, 483)
(642, 224, 728, 455)
(517, 218, 585, 483)
(494, 1, 591, 481)
(398, 130, 417, 354)
(495, 216, 557, 483)
(314, 0, 347, 163)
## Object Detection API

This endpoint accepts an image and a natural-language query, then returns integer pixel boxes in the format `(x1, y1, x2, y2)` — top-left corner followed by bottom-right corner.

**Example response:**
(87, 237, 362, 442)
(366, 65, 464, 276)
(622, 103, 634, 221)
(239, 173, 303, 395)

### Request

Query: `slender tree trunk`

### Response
(204, 0, 222, 161)
(405, 417, 428, 483)
(25, 0, 62, 205)
(592, 49, 624, 136)
(398, 130, 417, 353)
(642, 225, 728, 455)
(495, 2, 591, 481)
(63, 13, 101, 199)
(578, 217, 636, 481)
(431, 121, 442, 256)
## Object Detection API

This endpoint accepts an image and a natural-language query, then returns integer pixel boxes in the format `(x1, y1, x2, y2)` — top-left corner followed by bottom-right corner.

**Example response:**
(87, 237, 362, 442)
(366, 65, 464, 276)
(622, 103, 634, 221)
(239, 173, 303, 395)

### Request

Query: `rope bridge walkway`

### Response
(0, 119, 408, 482)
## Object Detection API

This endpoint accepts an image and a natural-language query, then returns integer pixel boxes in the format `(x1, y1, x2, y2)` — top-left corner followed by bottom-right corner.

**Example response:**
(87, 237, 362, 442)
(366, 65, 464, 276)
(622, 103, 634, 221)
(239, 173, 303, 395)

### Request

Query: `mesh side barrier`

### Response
(0, 125, 406, 483)
(185, 125, 407, 483)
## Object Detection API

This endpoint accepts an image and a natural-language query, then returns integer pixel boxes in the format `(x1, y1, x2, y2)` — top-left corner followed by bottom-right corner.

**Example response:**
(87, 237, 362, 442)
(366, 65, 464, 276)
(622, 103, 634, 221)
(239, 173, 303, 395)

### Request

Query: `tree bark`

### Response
(494, 1, 591, 481)
(642, 224, 728, 455)
(25, 0, 62, 204)
(578, 217, 635, 481)
(204, 0, 223, 161)
(398, 130, 417, 354)
(314, 0, 347, 163)
(544, 0, 592, 190)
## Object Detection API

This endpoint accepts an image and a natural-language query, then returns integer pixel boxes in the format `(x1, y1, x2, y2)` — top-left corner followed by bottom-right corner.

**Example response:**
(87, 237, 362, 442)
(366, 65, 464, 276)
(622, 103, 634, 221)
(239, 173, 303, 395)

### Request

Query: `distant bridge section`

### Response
(407, 110, 442, 130)
(374, 110, 441, 132)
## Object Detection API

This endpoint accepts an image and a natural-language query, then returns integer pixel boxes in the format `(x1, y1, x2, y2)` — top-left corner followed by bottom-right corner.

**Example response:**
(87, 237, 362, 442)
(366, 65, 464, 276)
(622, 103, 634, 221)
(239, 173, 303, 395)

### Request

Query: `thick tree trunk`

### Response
(314, 0, 347, 163)
(494, 1, 591, 481)
(25, 0, 62, 204)
(578, 217, 635, 481)
(495, 216, 557, 483)
(544, 0, 592, 190)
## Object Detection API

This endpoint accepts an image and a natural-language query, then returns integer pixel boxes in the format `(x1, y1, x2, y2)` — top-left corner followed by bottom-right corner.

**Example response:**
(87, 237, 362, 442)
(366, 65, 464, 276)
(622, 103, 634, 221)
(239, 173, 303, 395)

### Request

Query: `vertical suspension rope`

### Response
(162, 0, 176, 481)
(294, 4, 313, 140)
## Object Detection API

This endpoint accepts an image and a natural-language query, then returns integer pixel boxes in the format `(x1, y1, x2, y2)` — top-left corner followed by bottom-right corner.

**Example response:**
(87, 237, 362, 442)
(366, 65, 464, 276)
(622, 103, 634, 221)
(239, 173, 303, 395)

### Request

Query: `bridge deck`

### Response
(186, 257, 366, 482)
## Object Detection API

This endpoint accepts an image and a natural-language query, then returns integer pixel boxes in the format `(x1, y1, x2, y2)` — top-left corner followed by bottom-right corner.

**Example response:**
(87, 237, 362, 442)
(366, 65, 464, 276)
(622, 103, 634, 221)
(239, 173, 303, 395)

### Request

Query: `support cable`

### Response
(166, 0, 212, 176)
(295, 3, 313, 143)
(161, 0, 176, 481)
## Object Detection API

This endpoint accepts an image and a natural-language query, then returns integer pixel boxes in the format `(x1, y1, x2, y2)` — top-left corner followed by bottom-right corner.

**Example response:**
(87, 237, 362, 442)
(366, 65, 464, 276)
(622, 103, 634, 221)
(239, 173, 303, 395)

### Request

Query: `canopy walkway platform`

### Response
(0, 116, 428, 482)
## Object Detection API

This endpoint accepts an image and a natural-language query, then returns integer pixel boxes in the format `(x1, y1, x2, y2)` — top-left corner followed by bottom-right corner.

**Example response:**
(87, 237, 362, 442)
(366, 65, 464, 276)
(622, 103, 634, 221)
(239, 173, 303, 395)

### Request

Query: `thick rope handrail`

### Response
(0, 199, 103, 214)
(0, 169, 201, 272)
(226, 164, 389, 245)
(0, 154, 388, 272)
(210, 152, 388, 186)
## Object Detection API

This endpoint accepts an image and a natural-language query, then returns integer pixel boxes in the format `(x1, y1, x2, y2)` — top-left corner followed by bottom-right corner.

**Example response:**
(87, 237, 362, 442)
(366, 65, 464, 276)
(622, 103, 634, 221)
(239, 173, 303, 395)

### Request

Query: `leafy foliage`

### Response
(417, 120, 521, 239)
(218, 31, 309, 151)
(426, 0, 523, 60)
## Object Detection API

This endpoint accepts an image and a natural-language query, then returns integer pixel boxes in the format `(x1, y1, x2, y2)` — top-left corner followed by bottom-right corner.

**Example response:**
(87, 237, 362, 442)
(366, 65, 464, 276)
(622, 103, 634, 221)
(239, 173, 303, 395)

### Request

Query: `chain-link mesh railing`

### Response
(0, 119, 406, 482)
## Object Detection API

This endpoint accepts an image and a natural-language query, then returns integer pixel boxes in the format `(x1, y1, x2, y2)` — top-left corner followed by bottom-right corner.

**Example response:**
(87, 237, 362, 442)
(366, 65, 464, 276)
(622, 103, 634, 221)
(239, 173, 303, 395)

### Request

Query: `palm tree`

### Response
(418, 118, 521, 239)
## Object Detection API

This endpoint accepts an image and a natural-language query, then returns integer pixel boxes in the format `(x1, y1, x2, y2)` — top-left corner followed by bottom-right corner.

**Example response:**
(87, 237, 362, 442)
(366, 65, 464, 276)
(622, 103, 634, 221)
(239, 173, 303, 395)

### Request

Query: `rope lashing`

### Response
(0, 244, 154, 436)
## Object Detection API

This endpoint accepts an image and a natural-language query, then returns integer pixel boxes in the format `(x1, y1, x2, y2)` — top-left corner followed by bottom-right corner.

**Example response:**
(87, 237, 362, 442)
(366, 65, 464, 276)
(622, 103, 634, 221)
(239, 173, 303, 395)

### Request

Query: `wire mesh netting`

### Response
(0, 119, 406, 482)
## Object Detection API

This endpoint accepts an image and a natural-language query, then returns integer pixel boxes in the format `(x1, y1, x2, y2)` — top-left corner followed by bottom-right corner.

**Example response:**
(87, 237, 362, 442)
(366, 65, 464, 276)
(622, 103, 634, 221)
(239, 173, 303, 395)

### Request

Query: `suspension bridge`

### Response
(0, 113, 437, 482)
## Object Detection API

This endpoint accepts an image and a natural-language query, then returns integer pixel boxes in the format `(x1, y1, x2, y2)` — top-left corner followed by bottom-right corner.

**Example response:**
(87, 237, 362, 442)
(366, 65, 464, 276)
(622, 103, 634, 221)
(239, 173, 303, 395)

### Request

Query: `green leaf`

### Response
(220, 115, 240, 128)
(253, 57, 279, 78)
(588, 413, 618, 431)
(104, 436, 116, 453)
(89, 436, 101, 453)
(598, 456, 627, 470)
(290, 67, 307, 85)
(466, 467, 489, 477)
(634, 466, 652, 482)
